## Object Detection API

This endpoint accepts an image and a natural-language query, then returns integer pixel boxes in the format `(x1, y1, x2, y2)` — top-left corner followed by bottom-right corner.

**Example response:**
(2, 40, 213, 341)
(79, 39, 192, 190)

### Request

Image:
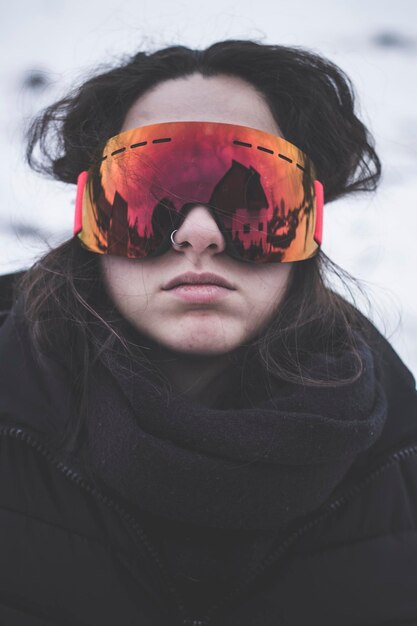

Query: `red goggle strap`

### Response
(73, 170, 88, 236)
(313, 179, 324, 246)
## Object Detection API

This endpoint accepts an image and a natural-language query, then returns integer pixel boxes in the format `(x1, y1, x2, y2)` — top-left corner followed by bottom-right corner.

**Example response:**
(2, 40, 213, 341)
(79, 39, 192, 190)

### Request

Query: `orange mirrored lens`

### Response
(77, 121, 321, 263)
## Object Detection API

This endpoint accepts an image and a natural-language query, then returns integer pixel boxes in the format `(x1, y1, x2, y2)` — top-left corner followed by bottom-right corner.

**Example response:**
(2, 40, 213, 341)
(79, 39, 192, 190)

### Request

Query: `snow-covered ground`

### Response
(1, 0, 417, 377)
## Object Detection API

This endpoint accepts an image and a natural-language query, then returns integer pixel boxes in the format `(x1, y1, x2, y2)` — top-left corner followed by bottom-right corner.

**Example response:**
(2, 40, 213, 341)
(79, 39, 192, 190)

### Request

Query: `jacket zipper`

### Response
(0, 424, 187, 622)
(1, 423, 417, 626)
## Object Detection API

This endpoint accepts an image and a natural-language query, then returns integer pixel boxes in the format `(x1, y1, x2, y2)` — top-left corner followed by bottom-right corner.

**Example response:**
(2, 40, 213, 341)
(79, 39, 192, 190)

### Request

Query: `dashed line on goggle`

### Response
(100, 136, 306, 172)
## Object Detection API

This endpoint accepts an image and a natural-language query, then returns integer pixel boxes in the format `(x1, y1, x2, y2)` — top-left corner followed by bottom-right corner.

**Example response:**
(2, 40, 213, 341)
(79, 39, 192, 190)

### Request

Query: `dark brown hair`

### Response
(14, 39, 383, 451)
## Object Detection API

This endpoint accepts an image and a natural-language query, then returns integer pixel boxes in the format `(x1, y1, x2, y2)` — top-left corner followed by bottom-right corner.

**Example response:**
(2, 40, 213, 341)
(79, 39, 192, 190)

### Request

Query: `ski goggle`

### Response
(73, 120, 324, 263)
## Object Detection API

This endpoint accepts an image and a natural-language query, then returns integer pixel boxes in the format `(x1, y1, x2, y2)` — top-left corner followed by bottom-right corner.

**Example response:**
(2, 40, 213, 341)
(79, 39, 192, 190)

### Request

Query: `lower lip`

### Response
(166, 284, 234, 303)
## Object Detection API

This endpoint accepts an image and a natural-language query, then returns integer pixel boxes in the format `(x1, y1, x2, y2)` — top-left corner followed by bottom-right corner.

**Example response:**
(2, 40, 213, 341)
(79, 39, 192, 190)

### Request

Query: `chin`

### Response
(164, 336, 240, 357)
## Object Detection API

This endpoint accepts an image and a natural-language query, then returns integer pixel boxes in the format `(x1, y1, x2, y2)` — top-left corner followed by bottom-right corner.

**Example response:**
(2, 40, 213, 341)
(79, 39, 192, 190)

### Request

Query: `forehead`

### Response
(120, 73, 283, 137)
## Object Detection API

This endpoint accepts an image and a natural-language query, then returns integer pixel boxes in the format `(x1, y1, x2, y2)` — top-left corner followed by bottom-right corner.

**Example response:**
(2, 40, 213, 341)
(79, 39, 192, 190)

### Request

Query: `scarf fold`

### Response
(83, 317, 388, 531)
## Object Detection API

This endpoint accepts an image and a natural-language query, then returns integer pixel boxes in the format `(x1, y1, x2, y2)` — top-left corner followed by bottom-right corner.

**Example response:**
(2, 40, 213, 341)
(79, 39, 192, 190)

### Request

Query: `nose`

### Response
(171, 205, 227, 259)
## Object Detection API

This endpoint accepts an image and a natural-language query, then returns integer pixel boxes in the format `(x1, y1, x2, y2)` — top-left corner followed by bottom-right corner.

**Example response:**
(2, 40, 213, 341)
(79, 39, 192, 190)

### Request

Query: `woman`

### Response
(0, 39, 416, 626)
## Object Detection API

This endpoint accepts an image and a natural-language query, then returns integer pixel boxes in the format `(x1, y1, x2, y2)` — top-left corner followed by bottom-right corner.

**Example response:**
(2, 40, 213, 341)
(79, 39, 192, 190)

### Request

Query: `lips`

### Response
(163, 271, 235, 290)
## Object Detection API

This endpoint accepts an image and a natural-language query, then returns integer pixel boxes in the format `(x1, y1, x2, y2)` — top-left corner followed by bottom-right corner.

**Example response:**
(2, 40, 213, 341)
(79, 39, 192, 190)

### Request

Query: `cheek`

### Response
(102, 258, 144, 293)
(249, 264, 292, 304)
(246, 265, 292, 324)
(100, 258, 152, 318)
(101, 259, 126, 301)
(217, 272, 276, 336)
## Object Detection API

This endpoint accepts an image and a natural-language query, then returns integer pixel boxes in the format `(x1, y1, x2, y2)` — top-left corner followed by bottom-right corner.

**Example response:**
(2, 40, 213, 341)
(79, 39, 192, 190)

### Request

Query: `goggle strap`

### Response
(313, 180, 324, 246)
(74, 170, 88, 236)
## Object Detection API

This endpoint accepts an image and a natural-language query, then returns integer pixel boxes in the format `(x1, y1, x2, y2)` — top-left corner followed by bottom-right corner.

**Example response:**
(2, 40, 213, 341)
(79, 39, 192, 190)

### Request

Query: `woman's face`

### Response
(101, 73, 293, 357)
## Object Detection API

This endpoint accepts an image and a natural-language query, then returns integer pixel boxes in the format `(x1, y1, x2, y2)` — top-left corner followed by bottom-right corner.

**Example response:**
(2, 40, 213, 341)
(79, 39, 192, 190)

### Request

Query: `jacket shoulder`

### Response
(309, 442, 417, 548)
(0, 429, 108, 538)
(0, 269, 27, 327)
(275, 444, 417, 625)
(0, 430, 169, 625)
(0, 427, 168, 572)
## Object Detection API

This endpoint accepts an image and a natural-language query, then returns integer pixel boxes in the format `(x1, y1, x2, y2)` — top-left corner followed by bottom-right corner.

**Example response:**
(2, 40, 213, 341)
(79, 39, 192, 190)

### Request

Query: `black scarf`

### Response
(83, 315, 388, 533)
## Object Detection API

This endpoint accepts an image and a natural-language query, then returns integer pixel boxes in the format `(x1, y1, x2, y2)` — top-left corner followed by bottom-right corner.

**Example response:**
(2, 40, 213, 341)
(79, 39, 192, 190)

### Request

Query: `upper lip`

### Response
(163, 271, 235, 290)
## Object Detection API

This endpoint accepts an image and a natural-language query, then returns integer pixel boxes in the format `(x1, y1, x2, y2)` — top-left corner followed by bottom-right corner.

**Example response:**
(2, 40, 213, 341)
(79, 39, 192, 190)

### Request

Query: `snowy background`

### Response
(1, 0, 416, 377)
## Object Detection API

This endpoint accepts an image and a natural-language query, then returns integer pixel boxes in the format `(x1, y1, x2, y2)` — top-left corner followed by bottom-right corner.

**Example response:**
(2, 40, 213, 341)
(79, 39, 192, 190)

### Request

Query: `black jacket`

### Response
(1, 269, 417, 626)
